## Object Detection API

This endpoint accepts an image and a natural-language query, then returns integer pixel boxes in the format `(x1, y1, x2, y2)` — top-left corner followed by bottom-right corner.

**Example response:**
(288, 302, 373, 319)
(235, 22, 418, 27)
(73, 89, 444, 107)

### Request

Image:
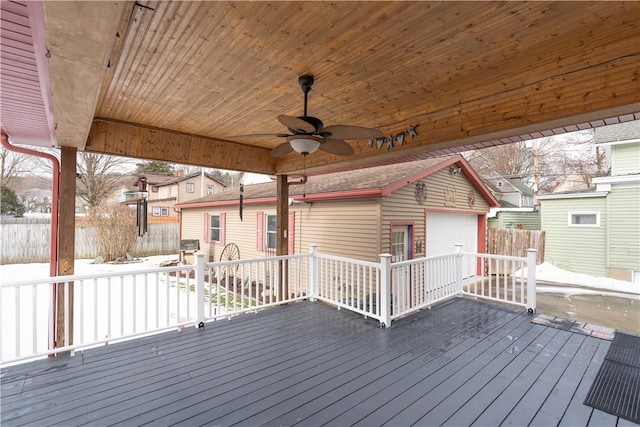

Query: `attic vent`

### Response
(497, 181, 503, 188)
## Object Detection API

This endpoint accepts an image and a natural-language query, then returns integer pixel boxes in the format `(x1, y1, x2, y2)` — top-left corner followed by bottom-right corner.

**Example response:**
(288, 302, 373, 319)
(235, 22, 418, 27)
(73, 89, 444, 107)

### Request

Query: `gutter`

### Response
(1, 130, 60, 277)
(1, 129, 60, 355)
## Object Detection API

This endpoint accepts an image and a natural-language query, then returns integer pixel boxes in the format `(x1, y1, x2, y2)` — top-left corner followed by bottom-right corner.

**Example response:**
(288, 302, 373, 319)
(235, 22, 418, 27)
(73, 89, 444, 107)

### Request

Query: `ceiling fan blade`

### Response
(322, 125, 383, 140)
(278, 115, 315, 133)
(232, 133, 290, 138)
(319, 139, 355, 156)
(271, 142, 294, 157)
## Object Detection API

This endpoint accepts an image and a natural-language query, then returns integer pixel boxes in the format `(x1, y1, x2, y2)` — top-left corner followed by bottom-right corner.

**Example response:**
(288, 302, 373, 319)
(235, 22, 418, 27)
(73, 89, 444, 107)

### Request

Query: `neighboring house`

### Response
(483, 172, 539, 230)
(482, 171, 535, 208)
(8, 175, 52, 213)
(538, 120, 640, 283)
(488, 207, 541, 230)
(126, 171, 227, 222)
(175, 155, 499, 265)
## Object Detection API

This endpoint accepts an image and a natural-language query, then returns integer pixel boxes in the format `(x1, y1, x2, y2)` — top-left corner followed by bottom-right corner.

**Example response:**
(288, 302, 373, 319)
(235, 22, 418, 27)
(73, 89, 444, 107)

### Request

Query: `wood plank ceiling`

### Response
(3, 1, 640, 176)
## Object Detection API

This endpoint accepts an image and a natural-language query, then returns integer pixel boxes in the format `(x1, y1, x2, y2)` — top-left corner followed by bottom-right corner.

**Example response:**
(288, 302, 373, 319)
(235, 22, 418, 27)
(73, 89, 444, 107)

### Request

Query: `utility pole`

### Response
(532, 139, 540, 204)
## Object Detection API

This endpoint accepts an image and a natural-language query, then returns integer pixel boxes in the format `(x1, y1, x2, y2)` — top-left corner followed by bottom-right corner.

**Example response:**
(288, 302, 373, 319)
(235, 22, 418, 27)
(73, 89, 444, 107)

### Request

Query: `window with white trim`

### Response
(209, 214, 221, 242)
(207, 185, 214, 195)
(265, 213, 277, 250)
(186, 182, 195, 193)
(152, 206, 169, 216)
(568, 211, 600, 227)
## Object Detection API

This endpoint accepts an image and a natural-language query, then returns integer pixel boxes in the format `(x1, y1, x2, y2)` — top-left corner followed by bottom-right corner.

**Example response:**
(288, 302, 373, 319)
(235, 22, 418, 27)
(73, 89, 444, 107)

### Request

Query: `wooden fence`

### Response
(0, 217, 179, 264)
(487, 228, 545, 274)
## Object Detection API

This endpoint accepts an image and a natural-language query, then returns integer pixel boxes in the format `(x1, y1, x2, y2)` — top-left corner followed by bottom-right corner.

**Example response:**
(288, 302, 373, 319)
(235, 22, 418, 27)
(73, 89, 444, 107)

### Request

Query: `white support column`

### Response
(379, 253, 393, 328)
(526, 249, 537, 313)
(454, 243, 464, 295)
(309, 244, 318, 301)
(194, 252, 205, 328)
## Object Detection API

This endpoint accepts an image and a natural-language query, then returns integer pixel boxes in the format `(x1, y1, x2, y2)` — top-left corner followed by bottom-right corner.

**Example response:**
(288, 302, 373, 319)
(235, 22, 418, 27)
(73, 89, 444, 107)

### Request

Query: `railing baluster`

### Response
(32, 284, 37, 353)
(15, 285, 20, 357)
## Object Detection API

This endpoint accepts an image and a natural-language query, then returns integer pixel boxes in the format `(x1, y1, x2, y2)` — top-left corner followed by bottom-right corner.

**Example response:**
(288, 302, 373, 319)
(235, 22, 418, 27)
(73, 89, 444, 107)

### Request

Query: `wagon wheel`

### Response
(219, 243, 240, 278)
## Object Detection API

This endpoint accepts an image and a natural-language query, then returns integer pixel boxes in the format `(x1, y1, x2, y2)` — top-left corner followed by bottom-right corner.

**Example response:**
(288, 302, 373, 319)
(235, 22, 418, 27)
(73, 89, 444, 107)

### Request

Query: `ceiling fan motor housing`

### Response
(298, 75, 314, 93)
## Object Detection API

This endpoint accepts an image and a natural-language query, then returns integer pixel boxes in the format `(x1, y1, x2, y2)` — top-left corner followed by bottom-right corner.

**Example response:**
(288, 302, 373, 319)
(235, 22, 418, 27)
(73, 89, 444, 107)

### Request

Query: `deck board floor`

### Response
(1, 298, 620, 426)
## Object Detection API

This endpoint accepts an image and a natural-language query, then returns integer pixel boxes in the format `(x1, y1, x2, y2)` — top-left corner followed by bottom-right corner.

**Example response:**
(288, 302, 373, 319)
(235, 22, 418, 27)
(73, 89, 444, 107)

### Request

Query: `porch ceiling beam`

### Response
(87, 120, 276, 175)
(275, 57, 640, 175)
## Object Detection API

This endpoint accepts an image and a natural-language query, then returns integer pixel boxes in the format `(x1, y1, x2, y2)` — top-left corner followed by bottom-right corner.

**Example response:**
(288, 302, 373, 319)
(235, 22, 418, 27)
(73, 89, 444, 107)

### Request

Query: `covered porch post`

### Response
(55, 146, 77, 351)
(276, 175, 289, 300)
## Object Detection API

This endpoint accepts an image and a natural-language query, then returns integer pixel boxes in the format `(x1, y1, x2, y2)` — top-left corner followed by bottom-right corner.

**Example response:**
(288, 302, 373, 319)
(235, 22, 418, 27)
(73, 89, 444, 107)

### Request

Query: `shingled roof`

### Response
(595, 120, 639, 144)
(176, 155, 499, 208)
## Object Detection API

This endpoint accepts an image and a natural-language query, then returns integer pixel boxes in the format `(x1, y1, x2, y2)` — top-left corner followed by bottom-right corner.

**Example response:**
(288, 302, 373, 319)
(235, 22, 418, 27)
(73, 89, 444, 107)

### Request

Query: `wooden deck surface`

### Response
(1, 298, 624, 426)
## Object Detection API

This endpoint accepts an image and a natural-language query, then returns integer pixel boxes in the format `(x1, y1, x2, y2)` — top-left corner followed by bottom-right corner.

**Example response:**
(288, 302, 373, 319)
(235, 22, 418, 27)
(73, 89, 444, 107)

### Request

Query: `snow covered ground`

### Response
(534, 262, 639, 297)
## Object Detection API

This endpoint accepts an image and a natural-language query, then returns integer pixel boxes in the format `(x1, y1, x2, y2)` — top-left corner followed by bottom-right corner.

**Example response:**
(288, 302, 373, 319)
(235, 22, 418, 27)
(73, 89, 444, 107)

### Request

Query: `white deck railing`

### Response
(0, 245, 536, 364)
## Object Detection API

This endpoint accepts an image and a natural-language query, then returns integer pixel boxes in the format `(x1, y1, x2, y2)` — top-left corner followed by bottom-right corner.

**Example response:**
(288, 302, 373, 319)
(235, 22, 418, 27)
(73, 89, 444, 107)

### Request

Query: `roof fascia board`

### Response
(381, 155, 500, 207)
(537, 192, 608, 200)
(26, 1, 57, 146)
(595, 138, 640, 146)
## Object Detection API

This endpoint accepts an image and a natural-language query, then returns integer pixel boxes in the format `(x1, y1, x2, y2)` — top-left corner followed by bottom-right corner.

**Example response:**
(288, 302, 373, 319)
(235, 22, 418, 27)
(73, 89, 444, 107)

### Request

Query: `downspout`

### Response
(1, 130, 60, 354)
(1, 130, 60, 276)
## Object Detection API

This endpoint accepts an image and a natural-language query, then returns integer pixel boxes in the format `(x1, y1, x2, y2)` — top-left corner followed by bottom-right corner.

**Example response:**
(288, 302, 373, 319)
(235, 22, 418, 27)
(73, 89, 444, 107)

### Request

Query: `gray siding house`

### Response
(538, 121, 640, 283)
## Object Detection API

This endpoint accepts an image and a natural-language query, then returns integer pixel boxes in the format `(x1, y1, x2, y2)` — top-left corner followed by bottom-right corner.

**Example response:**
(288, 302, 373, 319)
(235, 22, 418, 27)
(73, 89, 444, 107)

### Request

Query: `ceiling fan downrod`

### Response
(298, 75, 314, 117)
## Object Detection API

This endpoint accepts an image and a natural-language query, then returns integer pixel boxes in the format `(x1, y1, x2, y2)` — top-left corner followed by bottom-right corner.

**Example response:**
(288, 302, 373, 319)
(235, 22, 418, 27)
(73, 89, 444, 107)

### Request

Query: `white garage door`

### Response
(426, 212, 478, 256)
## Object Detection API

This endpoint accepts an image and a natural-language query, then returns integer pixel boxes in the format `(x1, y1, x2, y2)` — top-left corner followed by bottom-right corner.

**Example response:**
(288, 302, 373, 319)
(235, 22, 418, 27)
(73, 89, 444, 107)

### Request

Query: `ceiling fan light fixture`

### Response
(289, 137, 321, 156)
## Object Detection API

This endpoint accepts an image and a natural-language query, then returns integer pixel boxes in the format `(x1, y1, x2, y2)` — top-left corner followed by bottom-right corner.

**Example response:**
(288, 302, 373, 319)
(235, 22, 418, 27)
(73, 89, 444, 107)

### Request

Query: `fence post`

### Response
(454, 243, 464, 294)
(194, 252, 205, 328)
(309, 244, 318, 301)
(379, 253, 392, 328)
(526, 249, 537, 313)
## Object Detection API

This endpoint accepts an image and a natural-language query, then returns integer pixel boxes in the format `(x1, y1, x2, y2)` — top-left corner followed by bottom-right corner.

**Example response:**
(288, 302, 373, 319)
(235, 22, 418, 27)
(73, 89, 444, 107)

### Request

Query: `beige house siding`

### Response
(291, 198, 381, 261)
(381, 169, 489, 257)
(149, 177, 225, 220)
(178, 157, 496, 266)
(180, 198, 381, 262)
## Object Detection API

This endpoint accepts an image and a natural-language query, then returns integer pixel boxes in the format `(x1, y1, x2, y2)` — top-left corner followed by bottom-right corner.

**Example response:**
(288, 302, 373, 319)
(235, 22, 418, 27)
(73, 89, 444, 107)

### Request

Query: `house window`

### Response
(496, 181, 503, 188)
(207, 185, 214, 195)
(265, 213, 277, 250)
(186, 183, 195, 193)
(568, 211, 600, 227)
(152, 206, 169, 216)
(151, 185, 158, 193)
(209, 214, 221, 242)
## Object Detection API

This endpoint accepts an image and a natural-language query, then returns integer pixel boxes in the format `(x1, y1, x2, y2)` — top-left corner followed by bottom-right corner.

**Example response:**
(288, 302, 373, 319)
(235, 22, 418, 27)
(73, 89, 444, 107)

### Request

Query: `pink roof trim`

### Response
(381, 154, 499, 208)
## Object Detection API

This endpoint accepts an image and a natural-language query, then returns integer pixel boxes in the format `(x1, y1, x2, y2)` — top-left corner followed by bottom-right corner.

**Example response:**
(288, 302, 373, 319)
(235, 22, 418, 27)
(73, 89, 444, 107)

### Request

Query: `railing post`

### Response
(454, 244, 464, 295)
(379, 253, 392, 328)
(309, 244, 318, 301)
(194, 252, 205, 328)
(526, 249, 537, 314)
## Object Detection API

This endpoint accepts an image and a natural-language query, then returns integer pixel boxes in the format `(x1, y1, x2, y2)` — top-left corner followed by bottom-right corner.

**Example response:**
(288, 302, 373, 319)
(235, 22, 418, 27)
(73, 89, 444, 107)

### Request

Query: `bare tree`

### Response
(465, 131, 600, 194)
(30, 149, 133, 208)
(77, 152, 132, 208)
(0, 147, 27, 188)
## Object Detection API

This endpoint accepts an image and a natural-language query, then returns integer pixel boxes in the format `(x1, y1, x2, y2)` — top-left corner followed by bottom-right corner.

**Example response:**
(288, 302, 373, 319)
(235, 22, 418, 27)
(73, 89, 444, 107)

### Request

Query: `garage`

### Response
(426, 212, 478, 256)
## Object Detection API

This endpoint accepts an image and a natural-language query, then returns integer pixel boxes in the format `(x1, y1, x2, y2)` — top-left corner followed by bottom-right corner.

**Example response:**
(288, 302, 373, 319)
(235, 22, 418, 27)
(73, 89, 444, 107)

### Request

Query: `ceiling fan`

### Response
(249, 75, 383, 157)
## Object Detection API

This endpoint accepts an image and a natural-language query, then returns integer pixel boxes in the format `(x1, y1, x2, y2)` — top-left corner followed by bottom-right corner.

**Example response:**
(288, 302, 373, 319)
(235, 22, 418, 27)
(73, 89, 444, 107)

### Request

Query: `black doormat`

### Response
(584, 332, 640, 424)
